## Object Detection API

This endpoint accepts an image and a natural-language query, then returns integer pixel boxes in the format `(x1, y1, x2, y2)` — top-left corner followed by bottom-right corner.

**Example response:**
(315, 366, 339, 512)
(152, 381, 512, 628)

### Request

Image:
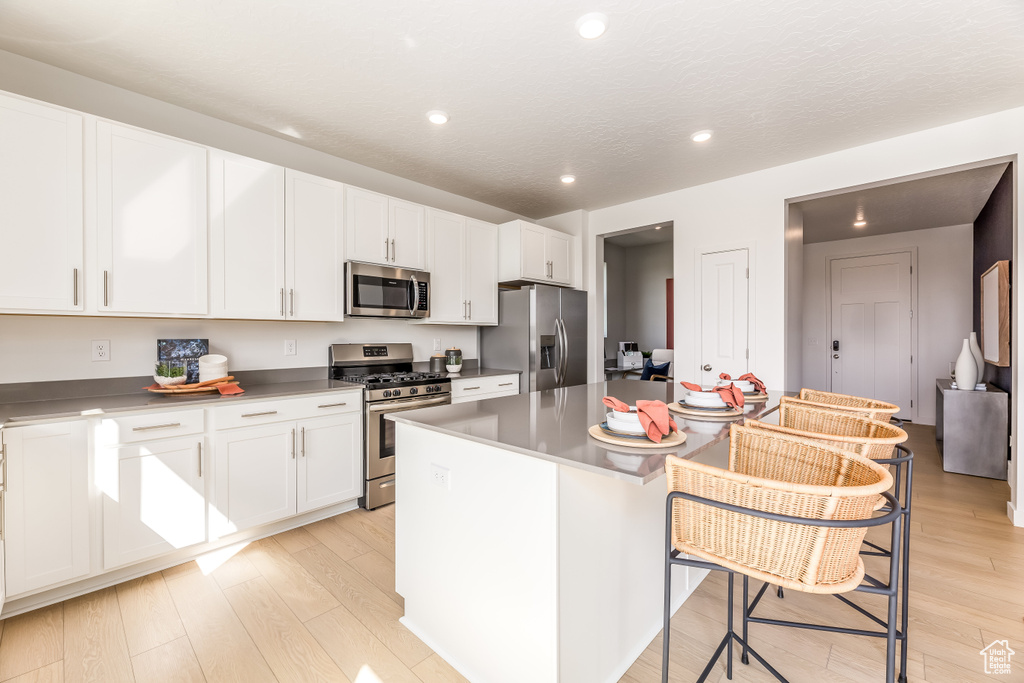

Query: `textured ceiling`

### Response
(1, 1, 1024, 218)
(798, 163, 1009, 244)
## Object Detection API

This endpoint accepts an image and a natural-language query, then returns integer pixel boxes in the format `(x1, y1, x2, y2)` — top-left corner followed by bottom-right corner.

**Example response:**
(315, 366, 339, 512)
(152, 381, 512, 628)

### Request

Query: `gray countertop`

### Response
(409, 362, 521, 380)
(388, 379, 782, 485)
(0, 371, 363, 427)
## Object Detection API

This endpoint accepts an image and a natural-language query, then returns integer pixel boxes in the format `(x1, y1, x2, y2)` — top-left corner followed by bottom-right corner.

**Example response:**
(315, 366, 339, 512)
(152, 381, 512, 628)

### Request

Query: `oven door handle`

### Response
(367, 396, 450, 413)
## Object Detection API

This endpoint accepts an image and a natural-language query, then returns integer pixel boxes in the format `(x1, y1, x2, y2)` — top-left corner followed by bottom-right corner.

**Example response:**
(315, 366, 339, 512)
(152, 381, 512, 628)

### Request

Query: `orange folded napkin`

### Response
(217, 383, 245, 395)
(719, 372, 766, 395)
(680, 381, 744, 408)
(602, 396, 678, 443)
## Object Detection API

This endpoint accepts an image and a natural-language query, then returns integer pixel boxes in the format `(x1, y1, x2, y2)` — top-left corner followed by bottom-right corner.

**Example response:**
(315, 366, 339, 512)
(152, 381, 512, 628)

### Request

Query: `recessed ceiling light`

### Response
(426, 110, 449, 125)
(576, 13, 608, 39)
(560, 174, 576, 184)
(853, 220, 867, 228)
(655, 226, 662, 230)
(691, 130, 713, 143)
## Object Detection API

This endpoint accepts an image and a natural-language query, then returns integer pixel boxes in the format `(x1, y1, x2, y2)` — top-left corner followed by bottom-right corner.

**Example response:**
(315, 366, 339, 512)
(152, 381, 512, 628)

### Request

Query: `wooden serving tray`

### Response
(588, 424, 686, 449)
(145, 376, 238, 395)
(667, 402, 743, 420)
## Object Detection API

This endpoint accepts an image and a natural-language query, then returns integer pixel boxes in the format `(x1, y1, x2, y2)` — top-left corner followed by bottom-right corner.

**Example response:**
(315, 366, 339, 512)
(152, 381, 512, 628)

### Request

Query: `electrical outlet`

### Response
(433, 338, 441, 352)
(92, 340, 110, 362)
(284, 339, 296, 356)
(430, 463, 450, 490)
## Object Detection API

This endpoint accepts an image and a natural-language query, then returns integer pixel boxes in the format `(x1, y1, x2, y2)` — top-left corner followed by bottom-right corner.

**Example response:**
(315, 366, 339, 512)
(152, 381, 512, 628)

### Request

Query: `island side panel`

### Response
(557, 465, 708, 683)
(394, 423, 560, 683)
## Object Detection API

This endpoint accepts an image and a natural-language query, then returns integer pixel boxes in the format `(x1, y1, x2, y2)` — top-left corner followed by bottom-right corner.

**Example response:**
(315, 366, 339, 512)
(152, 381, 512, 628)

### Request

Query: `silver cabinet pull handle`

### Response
(384, 237, 389, 261)
(198, 442, 203, 477)
(280, 288, 285, 316)
(301, 427, 306, 457)
(291, 428, 296, 459)
(132, 422, 181, 432)
(103, 270, 109, 306)
(73, 268, 79, 306)
(499, 382, 514, 387)
(463, 386, 480, 391)
(463, 300, 467, 319)
(468, 300, 471, 320)
(241, 410, 277, 418)
(289, 289, 295, 316)
(391, 238, 396, 262)
(317, 402, 347, 408)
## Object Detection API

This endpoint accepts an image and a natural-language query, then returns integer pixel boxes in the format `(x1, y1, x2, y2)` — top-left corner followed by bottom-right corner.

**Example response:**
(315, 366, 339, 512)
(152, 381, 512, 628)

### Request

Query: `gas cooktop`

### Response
(337, 371, 448, 390)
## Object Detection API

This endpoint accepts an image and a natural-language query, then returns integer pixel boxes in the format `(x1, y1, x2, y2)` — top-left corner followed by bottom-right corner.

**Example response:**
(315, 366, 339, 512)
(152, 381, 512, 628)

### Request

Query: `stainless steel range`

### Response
(329, 343, 451, 509)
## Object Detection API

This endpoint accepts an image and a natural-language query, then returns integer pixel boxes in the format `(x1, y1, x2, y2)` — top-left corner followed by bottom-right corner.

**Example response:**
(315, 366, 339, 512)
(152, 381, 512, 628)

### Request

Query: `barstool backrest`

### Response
(665, 425, 893, 593)
(795, 389, 900, 421)
(747, 401, 907, 461)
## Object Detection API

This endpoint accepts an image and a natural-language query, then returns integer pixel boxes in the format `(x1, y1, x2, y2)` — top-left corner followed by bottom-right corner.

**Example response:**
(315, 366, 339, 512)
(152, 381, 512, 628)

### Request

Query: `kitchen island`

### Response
(388, 379, 780, 683)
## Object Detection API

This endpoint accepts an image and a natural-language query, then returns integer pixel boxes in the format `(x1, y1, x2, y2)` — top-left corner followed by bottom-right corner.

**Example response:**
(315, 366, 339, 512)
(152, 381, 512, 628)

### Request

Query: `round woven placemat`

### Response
(743, 392, 769, 401)
(587, 424, 687, 449)
(667, 402, 744, 420)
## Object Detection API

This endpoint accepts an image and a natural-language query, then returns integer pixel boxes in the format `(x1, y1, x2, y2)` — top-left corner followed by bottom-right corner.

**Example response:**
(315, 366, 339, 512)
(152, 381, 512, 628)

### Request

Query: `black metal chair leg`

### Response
(742, 575, 751, 665)
(727, 573, 735, 679)
(777, 586, 785, 599)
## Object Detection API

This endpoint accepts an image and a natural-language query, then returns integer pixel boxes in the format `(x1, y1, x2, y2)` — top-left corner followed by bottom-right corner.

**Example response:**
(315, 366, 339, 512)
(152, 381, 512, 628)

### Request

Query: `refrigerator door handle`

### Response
(560, 318, 570, 385)
(556, 318, 568, 386)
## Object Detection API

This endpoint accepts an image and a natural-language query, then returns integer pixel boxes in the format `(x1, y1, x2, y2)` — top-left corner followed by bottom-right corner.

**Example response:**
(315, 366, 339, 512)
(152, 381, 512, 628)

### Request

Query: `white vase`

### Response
(954, 339, 978, 391)
(969, 332, 984, 386)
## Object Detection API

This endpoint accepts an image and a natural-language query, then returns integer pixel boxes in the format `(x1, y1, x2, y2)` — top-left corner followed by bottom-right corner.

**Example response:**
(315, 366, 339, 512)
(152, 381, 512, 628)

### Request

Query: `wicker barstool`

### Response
(662, 425, 901, 682)
(795, 388, 904, 427)
(746, 400, 916, 683)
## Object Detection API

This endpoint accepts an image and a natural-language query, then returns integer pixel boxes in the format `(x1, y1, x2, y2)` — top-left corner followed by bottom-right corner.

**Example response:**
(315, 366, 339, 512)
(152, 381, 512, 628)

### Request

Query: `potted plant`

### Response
(154, 360, 187, 386)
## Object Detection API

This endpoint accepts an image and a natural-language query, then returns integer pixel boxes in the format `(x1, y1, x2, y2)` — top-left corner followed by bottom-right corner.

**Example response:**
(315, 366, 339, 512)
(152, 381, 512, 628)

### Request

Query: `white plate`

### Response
(717, 380, 754, 392)
(606, 411, 646, 435)
(685, 391, 727, 407)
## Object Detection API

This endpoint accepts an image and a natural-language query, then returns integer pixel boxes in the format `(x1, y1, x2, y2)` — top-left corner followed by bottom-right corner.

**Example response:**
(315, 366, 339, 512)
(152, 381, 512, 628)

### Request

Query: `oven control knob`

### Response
(425, 386, 433, 393)
(409, 387, 418, 395)
(393, 389, 401, 397)
(383, 390, 391, 398)
(434, 385, 442, 392)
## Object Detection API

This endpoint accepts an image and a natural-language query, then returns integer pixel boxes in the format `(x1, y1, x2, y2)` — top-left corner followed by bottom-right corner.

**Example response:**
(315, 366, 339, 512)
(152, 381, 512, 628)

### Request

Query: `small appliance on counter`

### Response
(445, 347, 463, 372)
(618, 341, 643, 370)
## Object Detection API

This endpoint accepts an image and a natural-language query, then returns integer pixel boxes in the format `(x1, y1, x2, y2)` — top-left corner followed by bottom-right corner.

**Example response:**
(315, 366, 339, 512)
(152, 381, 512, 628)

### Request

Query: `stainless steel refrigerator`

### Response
(480, 284, 588, 392)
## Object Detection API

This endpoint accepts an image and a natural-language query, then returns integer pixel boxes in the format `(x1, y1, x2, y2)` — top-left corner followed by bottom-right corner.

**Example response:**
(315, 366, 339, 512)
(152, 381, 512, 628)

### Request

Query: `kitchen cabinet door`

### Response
(95, 121, 208, 315)
(465, 218, 498, 324)
(101, 437, 206, 569)
(212, 423, 296, 538)
(296, 413, 362, 514)
(345, 185, 389, 265)
(0, 94, 84, 312)
(286, 170, 345, 321)
(3, 421, 90, 596)
(547, 232, 572, 285)
(210, 151, 286, 319)
(425, 209, 467, 323)
(389, 198, 426, 270)
(520, 223, 549, 281)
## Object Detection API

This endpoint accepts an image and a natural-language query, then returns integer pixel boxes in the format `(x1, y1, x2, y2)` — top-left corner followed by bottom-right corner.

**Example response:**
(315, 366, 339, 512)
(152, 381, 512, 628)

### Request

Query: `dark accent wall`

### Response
(973, 163, 1013, 393)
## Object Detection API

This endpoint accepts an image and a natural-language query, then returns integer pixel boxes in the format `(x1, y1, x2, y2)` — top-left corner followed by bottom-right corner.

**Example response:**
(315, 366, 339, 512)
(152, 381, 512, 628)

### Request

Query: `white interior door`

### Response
(829, 252, 913, 416)
(699, 249, 749, 384)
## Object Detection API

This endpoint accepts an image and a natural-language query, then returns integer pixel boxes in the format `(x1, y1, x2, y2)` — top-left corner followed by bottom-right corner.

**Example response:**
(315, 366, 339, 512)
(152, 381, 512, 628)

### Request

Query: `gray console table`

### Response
(935, 378, 1008, 479)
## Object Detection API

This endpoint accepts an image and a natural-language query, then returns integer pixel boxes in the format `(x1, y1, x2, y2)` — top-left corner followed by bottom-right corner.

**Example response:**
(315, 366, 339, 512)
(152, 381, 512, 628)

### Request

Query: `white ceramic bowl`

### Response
(684, 390, 727, 408)
(606, 411, 646, 435)
(198, 354, 228, 365)
(717, 379, 754, 393)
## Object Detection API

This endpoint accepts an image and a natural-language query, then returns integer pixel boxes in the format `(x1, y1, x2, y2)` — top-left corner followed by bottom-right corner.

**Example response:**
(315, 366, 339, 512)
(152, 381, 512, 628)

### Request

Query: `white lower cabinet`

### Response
(2, 421, 90, 596)
(101, 437, 207, 569)
(211, 396, 362, 538)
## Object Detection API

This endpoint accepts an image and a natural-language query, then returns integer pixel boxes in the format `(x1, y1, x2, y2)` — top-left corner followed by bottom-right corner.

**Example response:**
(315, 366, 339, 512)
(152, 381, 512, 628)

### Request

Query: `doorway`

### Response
(828, 251, 915, 419)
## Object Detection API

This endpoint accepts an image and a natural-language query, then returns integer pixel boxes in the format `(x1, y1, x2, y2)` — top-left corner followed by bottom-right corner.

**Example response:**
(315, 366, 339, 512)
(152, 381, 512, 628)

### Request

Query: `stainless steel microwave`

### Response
(345, 262, 430, 318)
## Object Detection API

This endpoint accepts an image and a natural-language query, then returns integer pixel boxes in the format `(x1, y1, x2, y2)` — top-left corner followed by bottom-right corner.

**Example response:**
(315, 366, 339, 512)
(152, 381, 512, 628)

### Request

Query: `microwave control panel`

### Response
(416, 282, 429, 311)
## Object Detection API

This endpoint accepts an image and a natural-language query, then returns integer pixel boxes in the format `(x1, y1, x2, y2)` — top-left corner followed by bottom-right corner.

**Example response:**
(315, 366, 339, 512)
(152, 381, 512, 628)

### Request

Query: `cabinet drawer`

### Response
(101, 409, 205, 444)
(213, 391, 361, 430)
(451, 374, 519, 401)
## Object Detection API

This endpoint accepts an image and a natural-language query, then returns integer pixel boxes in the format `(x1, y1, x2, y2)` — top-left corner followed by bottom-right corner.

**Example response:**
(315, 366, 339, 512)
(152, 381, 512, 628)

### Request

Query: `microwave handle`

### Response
(409, 275, 418, 315)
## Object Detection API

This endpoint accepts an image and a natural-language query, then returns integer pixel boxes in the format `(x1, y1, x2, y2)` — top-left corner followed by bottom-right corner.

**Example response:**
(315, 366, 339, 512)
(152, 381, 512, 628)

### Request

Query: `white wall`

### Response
(0, 315, 479, 383)
(581, 106, 1024, 524)
(801, 224, 974, 425)
(603, 244, 627, 359)
(623, 243, 672, 353)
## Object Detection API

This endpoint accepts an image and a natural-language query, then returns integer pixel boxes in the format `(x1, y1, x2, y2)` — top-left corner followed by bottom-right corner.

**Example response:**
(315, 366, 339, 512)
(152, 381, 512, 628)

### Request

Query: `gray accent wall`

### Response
(973, 163, 1014, 394)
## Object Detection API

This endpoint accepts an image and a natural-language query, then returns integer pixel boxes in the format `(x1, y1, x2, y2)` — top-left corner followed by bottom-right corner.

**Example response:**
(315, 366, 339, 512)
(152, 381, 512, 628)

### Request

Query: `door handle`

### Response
(301, 427, 306, 457)
(391, 239, 396, 262)
(280, 288, 285, 316)
(73, 268, 79, 306)
(103, 270, 109, 307)
(289, 289, 295, 316)
(833, 354, 840, 359)
(291, 428, 296, 459)
(384, 237, 389, 261)
(702, 364, 712, 372)
(468, 300, 472, 320)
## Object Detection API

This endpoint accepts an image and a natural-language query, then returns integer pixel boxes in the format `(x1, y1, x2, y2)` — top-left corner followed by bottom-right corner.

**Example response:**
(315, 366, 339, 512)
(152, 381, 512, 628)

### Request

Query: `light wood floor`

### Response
(0, 424, 1020, 682)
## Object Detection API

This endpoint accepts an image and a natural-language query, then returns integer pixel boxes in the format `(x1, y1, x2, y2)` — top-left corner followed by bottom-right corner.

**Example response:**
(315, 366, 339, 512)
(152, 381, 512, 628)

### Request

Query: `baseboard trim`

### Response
(1008, 500, 1022, 527)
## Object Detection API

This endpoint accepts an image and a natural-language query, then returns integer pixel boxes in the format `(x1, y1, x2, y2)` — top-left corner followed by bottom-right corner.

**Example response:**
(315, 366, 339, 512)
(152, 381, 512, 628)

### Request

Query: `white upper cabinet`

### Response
(0, 93, 83, 312)
(465, 218, 498, 324)
(209, 151, 287, 319)
(286, 170, 345, 321)
(497, 220, 575, 287)
(95, 121, 208, 315)
(346, 186, 426, 270)
(424, 209, 497, 325)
